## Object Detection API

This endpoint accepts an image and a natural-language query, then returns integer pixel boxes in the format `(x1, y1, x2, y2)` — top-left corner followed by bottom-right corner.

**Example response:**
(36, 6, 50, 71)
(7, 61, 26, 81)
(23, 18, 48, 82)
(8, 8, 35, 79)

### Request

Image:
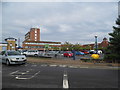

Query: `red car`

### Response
(63, 51, 73, 57)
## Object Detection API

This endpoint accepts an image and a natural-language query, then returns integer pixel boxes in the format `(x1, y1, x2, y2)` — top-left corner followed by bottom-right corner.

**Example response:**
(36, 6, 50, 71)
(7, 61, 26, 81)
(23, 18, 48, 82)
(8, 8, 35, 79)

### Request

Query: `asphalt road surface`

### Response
(2, 63, 119, 89)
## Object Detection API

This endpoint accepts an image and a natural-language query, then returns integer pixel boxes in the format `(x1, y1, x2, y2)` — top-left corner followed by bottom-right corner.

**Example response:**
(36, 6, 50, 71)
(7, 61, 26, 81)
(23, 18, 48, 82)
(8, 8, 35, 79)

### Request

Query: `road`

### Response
(2, 63, 119, 89)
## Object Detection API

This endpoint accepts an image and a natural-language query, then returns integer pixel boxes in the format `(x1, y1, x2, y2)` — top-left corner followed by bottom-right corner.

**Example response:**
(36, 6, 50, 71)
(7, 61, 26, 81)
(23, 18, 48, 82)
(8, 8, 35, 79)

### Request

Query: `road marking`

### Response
(41, 65, 47, 67)
(31, 65, 37, 67)
(10, 70, 19, 75)
(15, 71, 40, 80)
(49, 65, 57, 67)
(25, 64, 28, 66)
(68, 66, 78, 68)
(80, 67, 88, 68)
(59, 65, 67, 67)
(63, 71, 69, 89)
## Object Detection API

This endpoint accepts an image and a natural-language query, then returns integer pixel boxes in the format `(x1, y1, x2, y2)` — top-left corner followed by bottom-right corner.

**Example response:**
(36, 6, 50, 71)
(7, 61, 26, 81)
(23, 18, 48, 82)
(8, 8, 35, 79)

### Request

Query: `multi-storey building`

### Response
(25, 28, 40, 41)
(23, 28, 61, 50)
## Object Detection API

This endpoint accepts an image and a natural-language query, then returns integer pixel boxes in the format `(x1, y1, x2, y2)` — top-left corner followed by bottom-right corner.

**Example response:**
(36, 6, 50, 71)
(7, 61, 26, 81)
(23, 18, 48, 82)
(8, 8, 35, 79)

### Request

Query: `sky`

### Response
(1, 0, 120, 46)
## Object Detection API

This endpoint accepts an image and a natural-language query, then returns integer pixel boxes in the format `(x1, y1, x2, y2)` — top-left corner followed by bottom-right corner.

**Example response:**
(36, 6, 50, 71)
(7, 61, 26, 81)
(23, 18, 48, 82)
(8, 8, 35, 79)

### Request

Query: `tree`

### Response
(61, 41, 73, 51)
(73, 43, 81, 51)
(105, 16, 120, 62)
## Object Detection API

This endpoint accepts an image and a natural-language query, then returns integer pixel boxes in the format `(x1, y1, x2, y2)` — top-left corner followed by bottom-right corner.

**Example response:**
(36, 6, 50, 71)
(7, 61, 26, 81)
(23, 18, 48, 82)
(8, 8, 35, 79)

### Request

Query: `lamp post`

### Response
(95, 35, 98, 54)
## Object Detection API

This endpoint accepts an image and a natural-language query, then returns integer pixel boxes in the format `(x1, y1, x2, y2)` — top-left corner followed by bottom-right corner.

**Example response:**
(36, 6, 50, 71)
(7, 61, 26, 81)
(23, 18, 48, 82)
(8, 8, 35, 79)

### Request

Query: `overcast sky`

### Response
(1, 0, 120, 45)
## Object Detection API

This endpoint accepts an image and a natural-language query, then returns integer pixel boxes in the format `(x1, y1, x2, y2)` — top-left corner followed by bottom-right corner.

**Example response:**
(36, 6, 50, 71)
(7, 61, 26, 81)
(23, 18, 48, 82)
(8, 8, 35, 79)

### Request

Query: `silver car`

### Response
(0, 50, 27, 65)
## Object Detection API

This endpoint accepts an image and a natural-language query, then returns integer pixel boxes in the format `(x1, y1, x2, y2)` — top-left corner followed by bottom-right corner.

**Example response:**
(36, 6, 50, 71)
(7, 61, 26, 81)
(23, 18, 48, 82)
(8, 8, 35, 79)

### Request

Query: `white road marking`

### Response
(80, 67, 88, 68)
(31, 65, 37, 67)
(68, 66, 78, 68)
(63, 71, 69, 89)
(49, 65, 57, 67)
(15, 71, 40, 80)
(25, 64, 28, 66)
(41, 65, 47, 67)
(10, 70, 19, 75)
(59, 65, 67, 67)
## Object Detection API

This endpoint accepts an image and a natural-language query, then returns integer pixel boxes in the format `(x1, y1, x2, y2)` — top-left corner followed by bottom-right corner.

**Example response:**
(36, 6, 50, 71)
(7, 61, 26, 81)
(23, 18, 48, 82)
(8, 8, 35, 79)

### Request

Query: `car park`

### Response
(63, 51, 73, 57)
(0, 50, 27, 65)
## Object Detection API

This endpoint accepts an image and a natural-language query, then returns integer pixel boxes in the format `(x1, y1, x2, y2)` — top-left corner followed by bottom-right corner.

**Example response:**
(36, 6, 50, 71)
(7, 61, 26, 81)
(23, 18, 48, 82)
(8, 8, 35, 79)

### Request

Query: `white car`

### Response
(0, 50, 27, 65)
(23, 50, 39, 56)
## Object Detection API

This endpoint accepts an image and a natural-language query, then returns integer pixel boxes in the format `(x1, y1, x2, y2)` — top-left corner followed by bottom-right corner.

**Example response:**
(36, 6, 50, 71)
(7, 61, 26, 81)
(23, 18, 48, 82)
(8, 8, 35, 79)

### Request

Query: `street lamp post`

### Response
(95, 35, 98, 54)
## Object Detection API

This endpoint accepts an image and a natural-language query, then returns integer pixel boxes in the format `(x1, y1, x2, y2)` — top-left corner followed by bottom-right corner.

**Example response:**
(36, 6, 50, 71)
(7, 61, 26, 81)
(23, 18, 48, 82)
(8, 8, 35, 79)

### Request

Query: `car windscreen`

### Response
(7, 51, 21, 55)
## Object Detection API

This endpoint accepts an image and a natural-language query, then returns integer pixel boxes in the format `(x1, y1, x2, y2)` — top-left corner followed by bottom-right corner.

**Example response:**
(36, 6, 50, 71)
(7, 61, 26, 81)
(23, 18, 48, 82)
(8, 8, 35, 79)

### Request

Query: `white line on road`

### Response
(80, 67, 88, 68)
(31, 65, 37, 67)
(49, 65, 57, 67)
(10, 70, 19, 75)
(41, 65, 47, 67)
(68, 66, 78, 68)
(63, 71, 69, 89)
(59, 65, 67, 67)
(15, 71, 40, 80)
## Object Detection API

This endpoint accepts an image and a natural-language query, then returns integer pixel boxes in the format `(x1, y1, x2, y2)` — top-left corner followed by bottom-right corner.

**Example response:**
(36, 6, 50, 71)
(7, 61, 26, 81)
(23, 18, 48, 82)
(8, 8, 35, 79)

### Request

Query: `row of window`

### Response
(24, 43, 61, 46)
(25, 46, 44, 49)
(25, 46, 60, 49)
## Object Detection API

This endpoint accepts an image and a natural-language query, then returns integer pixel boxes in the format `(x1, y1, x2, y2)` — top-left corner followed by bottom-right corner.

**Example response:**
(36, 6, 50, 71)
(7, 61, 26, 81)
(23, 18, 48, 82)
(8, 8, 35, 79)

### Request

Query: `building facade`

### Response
(23, 28, 61, 50)
(25, 28, 40, 41)
(82, 37, 109, 50)
(22, 41, 61, 50)
(0, 43, 8, 51)
(5, 37, 17, 50)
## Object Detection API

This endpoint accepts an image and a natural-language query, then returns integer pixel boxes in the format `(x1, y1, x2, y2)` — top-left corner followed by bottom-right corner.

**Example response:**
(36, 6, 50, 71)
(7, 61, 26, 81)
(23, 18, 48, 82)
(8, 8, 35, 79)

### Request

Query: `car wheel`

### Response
(6, 60, 10, 66)
(34, 54, 38, 56)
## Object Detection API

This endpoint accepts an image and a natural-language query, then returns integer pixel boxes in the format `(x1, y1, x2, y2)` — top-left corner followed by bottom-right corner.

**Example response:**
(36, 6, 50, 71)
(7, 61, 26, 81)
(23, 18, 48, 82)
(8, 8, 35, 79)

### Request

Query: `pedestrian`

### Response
(72, 50, 76, 60)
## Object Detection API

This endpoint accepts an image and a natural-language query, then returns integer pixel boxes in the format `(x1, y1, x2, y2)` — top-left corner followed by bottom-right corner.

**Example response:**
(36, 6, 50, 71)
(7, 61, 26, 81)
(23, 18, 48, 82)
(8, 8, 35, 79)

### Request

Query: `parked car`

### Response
(23, 50, 39, 56)
(75, 51, 85, 55)
(63, 51, 73, 57)
(80, 50, 89, 54)
(97, 50, 102, 54)
(89, 50, 96, 54)
(57, 51, 65, 57)
(0, 50, 27, 65)
(45, 51, 59, 57)
(89, 50, 102, 54)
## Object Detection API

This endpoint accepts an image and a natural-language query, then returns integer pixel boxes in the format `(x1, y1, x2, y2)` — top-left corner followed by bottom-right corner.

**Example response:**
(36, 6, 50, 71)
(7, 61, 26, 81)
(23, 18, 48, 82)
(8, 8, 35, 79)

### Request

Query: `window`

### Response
(35, 30, 37, 33)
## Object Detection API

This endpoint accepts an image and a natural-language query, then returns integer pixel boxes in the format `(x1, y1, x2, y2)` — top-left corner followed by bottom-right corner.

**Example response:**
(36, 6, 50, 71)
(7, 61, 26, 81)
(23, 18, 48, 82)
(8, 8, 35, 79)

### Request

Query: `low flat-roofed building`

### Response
(0, 43, 8, 51)
(22, 40, 61, 50)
